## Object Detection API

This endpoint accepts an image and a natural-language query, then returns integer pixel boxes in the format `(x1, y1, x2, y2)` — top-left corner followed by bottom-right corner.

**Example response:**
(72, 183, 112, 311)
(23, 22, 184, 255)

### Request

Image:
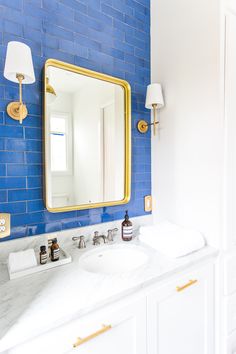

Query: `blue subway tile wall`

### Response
(0, 0, 151, 241)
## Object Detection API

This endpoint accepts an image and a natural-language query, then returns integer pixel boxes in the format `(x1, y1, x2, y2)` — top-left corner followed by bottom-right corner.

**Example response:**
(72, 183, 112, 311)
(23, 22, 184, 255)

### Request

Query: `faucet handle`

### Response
(78, 235, 86, 249)
(72, 235, 86, 249)
(107, 228, 118, 242)
(93, 231, 100, 245)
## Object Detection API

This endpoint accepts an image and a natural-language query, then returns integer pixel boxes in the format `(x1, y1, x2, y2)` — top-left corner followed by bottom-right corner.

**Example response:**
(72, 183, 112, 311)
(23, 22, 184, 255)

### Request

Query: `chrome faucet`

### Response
(72, 235, 86, 249)
(107, 228, 118, 242)
(93, 231, 108, 245)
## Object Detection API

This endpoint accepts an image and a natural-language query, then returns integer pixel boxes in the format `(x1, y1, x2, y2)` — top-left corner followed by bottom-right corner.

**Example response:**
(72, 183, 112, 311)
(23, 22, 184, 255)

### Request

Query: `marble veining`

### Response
(0, 230, 217, 352)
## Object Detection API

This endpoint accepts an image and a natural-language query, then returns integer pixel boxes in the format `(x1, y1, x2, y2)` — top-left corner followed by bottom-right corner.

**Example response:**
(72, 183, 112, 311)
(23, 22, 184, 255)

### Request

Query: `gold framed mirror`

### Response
(43, 59, 131, 212)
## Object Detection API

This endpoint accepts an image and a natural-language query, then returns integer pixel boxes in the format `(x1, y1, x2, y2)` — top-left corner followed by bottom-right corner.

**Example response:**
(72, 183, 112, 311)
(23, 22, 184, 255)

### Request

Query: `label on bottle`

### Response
(52, 248, 60, 261)
(123, 226, 133, 239)
(40, 253, 47, 265)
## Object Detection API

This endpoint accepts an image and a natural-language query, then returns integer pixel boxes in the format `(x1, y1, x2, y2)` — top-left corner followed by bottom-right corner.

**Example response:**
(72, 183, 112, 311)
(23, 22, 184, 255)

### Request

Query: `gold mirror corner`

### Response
(43, 59, 131, 212)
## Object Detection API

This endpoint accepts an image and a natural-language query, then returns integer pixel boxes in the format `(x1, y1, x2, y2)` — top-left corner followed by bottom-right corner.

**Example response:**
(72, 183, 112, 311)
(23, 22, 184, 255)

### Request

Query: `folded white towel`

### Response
(139, 221, 206, 258)
(8, 249, 37, 274)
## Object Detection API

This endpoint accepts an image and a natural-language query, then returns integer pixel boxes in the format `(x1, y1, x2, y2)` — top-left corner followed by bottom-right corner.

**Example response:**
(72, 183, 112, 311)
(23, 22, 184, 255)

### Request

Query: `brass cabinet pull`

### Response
(73, 324, 112, 348)
(176, 279, 198, 292)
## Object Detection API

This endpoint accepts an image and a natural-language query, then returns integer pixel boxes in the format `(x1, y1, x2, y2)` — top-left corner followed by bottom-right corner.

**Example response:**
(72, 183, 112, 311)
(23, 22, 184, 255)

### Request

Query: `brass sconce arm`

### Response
(7, 73, 28, 124)
(137, 104, 159, 135)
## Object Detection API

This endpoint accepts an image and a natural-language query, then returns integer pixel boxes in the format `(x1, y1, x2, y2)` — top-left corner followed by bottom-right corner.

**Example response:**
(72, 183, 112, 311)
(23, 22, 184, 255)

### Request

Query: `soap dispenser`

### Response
(122, 210, 133, 241)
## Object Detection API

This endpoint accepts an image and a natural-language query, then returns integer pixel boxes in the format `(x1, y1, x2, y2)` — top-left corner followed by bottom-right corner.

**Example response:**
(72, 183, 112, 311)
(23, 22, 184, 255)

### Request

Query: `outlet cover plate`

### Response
(144, 196, 152, 212)
(0, 213, 11, 238)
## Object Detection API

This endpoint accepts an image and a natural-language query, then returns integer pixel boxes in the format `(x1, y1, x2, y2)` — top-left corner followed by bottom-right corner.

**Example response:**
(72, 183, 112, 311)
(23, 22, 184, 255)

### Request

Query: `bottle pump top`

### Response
(125, 210, 129, 220)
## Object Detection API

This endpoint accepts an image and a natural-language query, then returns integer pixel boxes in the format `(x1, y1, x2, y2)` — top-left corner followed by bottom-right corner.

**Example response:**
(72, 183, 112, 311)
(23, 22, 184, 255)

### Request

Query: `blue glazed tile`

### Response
(74, 34, 101, 51)
(0, 164, 6, 176)
(0, 202, 26, 214)
(125, 0, 147, 14)
(75, 12, 104, 33)
(27, 199, 45, 212)
(57, 3, 75, 18)
(27, 223, 45, 236)
(0, 112, 3, 124)
(87, 7, 112, 25)
(25, 152, 42, 164)
(5, 139, 27, 151)
(0, 138, 4, 150)
(0, 0, 22, 10)
(6, 163, 43, 178)
(9, 226, 28, 239)
(25, 127, 42, 140)
(27, 176, 42, 188)
(44, 210, 77, 222)
(8, 188, 42, 202)
(0, 190, 7, 202)
(61, 219, 81, 230)
(27, 164, 43, 176)
(42, 20, 74, 41)
(0, 125, 23, 138)
(101, 4, 124, 21)
(125, 34, 146, 50)
(0, 151, 24, 163)
(42, 33, 59, 50)
(112, 1, 134, 17)
(3, 20, 23, 36)
(0, 177, 26, 189)
(29, 211, 45, 224)
(0, 0, 151, 240)
(45, 222, 62, 233)
(59, 0, 87, 13)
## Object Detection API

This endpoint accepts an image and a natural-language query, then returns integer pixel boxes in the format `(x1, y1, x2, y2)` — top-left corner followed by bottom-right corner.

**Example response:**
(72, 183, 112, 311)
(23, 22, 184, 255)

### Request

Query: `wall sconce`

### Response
(46, 77, 57, 105)
(4, 41, 35, 124)
(137, 83, 164, 136)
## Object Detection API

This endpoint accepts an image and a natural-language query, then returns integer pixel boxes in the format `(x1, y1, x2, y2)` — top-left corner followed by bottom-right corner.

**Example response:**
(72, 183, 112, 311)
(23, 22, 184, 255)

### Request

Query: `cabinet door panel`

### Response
(8, 296, 146, 354)
(147, 264, 214, 354)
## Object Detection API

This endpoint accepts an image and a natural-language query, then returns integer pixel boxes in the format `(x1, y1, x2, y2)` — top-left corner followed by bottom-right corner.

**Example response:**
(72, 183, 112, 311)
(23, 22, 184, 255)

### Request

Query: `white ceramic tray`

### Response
(8, 248, 72, 280)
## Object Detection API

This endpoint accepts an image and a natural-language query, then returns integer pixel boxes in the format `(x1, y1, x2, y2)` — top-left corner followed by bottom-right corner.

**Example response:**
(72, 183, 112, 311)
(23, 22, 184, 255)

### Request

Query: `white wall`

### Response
(151, 0, 223, 247)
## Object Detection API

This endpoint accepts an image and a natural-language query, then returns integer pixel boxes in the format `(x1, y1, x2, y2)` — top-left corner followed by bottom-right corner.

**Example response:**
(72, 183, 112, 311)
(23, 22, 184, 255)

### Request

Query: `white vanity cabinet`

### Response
(5, 261, 214, 354)
(7, 296, 147, 354)
(147, 264, 214, 354)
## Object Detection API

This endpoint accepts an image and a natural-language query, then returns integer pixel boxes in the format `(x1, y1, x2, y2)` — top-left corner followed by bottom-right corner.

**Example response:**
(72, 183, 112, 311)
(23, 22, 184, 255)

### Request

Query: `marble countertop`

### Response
(0, 235, 218, 352)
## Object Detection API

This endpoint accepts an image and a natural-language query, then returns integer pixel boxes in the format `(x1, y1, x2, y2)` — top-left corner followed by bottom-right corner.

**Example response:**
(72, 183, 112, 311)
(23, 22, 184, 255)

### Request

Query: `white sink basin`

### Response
(79, 244, 149, 275)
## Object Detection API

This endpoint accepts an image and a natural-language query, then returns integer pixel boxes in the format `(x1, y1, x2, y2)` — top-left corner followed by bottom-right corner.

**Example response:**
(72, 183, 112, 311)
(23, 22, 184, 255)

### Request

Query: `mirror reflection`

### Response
(44, 60, 131, 212)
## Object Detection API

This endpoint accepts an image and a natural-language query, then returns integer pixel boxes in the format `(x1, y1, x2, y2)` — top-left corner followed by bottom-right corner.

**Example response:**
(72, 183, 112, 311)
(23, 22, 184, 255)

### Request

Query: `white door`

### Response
(102, 102, 116, 201)
(224, 12, 236, 250)
(9, 295, 147, 354)
(147, 264, 214, 354)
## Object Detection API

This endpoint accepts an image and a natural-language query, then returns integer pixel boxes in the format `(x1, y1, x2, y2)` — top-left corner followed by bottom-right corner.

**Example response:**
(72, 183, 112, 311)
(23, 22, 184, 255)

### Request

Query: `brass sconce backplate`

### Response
(137, 119, 148, 134)
(7, 101, 28, 122)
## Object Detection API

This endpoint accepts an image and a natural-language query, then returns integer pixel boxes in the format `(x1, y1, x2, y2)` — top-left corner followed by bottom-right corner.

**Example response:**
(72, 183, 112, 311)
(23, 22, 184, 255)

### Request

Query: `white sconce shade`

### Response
(145, 83, 164, 109)
(4, 41, 35, 84)
(137, 82, 165, 136)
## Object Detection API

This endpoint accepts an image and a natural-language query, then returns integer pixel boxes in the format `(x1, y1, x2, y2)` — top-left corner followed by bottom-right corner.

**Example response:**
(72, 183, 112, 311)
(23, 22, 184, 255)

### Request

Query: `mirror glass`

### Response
(44, 60, 131, 212)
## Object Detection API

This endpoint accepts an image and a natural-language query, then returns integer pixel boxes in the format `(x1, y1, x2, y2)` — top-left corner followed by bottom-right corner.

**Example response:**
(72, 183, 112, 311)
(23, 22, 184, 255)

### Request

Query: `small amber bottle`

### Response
(40, 245, 47, 265)
(122, 210, 133, 241)
(51, 238, 60, 262)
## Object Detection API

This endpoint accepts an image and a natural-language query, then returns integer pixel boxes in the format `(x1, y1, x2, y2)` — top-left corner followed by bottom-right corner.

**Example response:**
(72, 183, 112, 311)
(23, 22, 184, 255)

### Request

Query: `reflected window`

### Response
(50, 113, 71, 173)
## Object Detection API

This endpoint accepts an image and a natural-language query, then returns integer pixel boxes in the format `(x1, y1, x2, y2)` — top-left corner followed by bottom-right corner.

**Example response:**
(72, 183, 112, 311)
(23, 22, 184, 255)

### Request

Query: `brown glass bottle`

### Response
(51, 238, 60, 262)
(39, 245, 47, 265)
(122, 210, 133, 241)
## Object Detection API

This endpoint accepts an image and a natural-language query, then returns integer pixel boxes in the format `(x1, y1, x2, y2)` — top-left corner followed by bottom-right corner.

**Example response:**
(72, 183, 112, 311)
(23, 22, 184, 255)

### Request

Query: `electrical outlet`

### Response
(0, 213, 10, 238)
(144, 195, 152, 212)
